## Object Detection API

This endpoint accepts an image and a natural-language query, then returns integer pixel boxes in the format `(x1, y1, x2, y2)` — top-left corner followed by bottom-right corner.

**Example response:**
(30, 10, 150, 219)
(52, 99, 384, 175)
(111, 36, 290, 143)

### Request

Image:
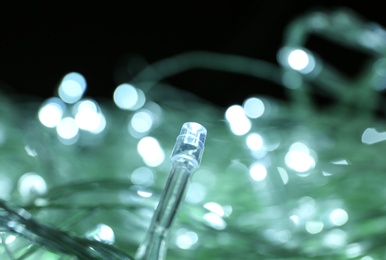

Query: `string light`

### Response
(1, 6, 386, 259)
(135, 122, 207, 260)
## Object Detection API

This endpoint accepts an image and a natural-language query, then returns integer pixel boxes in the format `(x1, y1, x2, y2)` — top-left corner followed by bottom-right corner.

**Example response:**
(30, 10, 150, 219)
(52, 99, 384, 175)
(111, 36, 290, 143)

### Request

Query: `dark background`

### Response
(0, 1, 384, 108)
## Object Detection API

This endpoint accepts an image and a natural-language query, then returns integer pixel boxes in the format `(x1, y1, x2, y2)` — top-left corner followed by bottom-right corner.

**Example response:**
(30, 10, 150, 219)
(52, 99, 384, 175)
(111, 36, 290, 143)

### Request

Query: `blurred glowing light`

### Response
(204, 202, 225, 217)
(246, 133, 264, 151)
(130, 110, 154, 134)
(203, 212, 226, 230)
(137, 189, 153, 198)
(278, 47, 318, 75)
(243, 97, 265, 118)
(75, 99, 97, 112)
(285, 142, 316, 173)
(74, 100, 106, 133)
(137, 137, 165, 167)
(129, 88, 146, 110)
(288, 49, 309, 70)
(225, 105, 251, 135)
(114, 83, 141, 110)
(131, 167, 155, 187)
(18, 172, 47, 198)
(56, 117, 79, 140)
(329, 208, 348, 226)
(274, 230, 292, 243)
(175, 229, 198, 250)
(287, 49, 316, 74)
(295, 196, 316, 220)
(249, 163, 267, 181)
(86, 224, 115, 245)
(225, 105, 244, 121)
(346, 243, 362, 258)
(361, 127, 386, 144)
(58, 72, 87, 104)
(305, 220, 324, 234)
(38, 97, 65, 128)
(0, 235, 16, 244)
(186, 182, 206, 204)
(323, 229, 347, 249)
(289, 215, 300, 226)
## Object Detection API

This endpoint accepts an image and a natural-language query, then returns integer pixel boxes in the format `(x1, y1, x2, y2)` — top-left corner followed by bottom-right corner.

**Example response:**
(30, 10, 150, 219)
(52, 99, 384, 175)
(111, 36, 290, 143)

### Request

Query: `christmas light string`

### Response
(1, 6, 386, 259)
(135, 122, 207, 260)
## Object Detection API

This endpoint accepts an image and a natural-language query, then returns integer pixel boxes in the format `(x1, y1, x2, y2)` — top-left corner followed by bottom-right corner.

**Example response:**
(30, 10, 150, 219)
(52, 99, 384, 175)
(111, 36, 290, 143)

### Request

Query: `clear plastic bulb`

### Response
(135, 122, 207, 260)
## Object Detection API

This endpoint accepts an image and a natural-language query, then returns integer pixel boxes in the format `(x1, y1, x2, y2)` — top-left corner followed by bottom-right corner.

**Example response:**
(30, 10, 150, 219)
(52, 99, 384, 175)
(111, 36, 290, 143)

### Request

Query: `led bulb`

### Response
(170, 122, 207, 169)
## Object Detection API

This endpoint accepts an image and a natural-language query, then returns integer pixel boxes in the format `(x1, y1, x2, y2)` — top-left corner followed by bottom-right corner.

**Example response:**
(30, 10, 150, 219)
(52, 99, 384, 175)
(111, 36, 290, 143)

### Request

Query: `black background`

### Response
(0, 1, 384, 108)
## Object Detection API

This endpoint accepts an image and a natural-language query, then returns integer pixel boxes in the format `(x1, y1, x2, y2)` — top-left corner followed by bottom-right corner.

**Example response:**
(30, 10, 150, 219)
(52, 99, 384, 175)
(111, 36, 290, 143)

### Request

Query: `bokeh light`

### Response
(243, 97, 265, 118)
(114, 83, 145, 110)
(38, 97, 65, 128)
(18, 172, 47, 199)
(73, 99, 106, 134)
(58, 72, 87, 104)
(86, 224, 115, 245)
(225, 105, 251, 135)
(285, 142, 316, 173)
(2, 6, 386, 259)
(137, 136, 165, 167)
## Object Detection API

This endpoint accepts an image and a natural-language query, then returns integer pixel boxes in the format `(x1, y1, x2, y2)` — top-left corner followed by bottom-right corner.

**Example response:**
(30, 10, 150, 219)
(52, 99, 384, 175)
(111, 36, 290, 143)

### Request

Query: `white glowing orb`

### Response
(225, 105, 251, 136)
(56, 117, 79, 140)
(38, 98, 65, 128)
(137, 137, 165, 167)
(323, 229, 347, 249)
(249, 163, 267, 181)
(130, 88, 146, 110)
(285, 142, 316, 173)
(203, 212, 226, 230)
(243, 97, 265, 118)
(246, 133, 264, 151)
(131, 167, 155, 187)
(1, 235, 16, 244)
(305, 220, 324, 234)
(289, 215, 300, 226)
(18, 172, 47, 198)
(288, 49, 309, 70)
(225, 105, 244, 121)
(131, 110, 154, 133)
(113, 83, 139, 110)
(73, 100, 106, 133)
(346, 243, 362, 259)
(76, 99, 97, 112)
(329, 208, 348, 226)
(58, 72, 87, 104)
(86, 224, 115, 245)
(287, 49, 316, 74)
(204, 202, 225, 217)
(137, 189, 153, 198)
(175, 229, 199, 250)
